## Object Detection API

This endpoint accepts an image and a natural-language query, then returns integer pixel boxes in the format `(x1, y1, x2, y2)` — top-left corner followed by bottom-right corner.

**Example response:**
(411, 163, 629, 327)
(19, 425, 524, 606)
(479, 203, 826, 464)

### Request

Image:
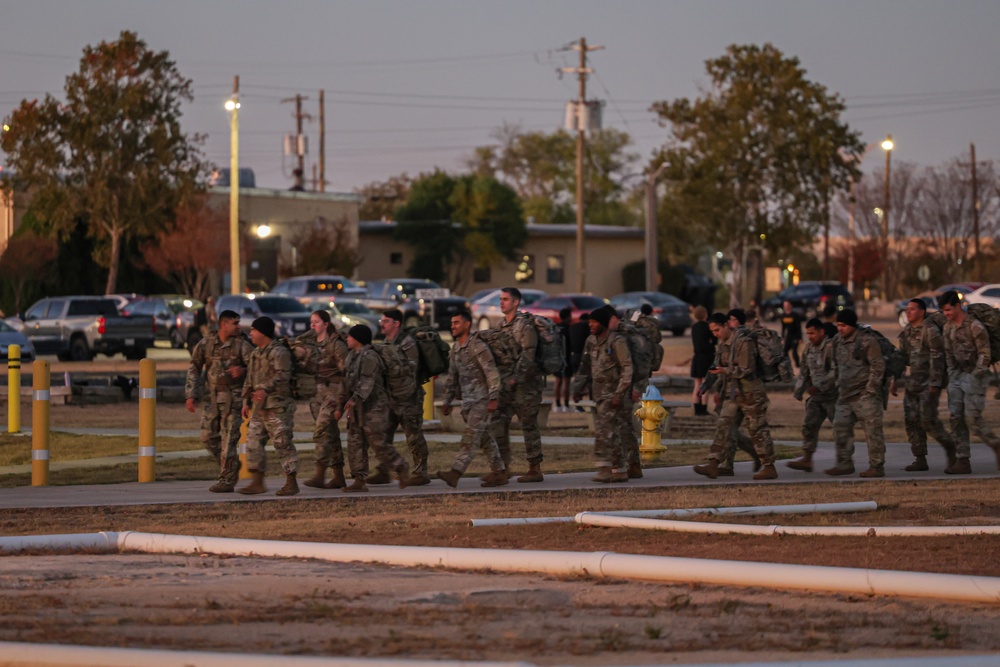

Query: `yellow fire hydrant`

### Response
(634, 385, 667, 462)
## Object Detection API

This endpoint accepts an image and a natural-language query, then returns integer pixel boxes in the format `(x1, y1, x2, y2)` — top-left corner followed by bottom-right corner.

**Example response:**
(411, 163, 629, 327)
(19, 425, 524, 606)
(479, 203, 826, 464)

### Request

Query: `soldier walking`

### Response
(437, 310, 508, 488)
(185, 309, 253, 493)
(787, 318, 839, 472)
(594, 304, 646, 478)
(300, 309, 350, 490)
(238, 317, 299, 496)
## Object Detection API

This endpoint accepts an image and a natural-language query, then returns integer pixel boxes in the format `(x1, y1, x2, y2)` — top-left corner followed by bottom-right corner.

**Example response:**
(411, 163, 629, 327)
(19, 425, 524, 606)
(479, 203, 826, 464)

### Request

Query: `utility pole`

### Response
(227, 75, 241, 295)
(971, 143, 980, 281)
(281, 94, 312, 190)
(561, 37, 603, 293)
(319, 89, 326, 193)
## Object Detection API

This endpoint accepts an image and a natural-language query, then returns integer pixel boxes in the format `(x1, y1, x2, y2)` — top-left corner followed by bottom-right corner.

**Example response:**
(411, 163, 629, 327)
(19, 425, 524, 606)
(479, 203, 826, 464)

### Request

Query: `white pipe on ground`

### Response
(0, 531, 117, 553)
(575, 513, 1000, 537)
(470, 500, 879, 527)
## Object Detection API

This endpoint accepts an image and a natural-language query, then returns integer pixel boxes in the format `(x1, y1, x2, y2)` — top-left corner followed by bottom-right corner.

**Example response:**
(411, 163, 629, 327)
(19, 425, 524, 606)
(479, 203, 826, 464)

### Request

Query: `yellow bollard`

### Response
(138, 359, 156, 482)
(7, 344, 20, 434)
(238, 408, 251, 479)
(31, 360, 50, 486)
(422, 379, 435, 422)
(634, 385, 667, 463)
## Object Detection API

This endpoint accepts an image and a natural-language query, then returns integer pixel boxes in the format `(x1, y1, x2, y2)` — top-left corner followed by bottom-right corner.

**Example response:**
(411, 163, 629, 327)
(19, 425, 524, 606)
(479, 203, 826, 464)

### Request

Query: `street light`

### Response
(880, 134, 893, 301)
(225, 78, 241, 295)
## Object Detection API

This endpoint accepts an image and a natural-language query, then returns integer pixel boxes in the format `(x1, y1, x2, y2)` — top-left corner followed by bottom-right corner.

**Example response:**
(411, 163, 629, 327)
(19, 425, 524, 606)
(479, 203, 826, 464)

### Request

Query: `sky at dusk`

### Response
(2, 0, 998, 194)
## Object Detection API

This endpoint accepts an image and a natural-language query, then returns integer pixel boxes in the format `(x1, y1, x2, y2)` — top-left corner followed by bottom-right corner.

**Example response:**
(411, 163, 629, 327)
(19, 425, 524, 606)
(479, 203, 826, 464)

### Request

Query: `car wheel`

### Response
(70, 336, 92, 362)
(671, 327, 686, 337)
(898, 310, 908, 328)
(477, 317, 492, 331)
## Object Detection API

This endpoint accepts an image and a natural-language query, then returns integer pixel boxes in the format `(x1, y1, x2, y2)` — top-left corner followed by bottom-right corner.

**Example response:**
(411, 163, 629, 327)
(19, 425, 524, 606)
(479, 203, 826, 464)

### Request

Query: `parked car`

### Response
(214, 293, 312, 339)
(522, 293, 609, 324)
(609, 291, 690, 336)
(363, 278, 470, 330)
(965, 283, 1000, 309)
(121, 295, 202, 348)
(325, 298, 381, 336)
(0, 318, 36, 363)
(20, 296, 155, 361)
(760, 281, 853, 321)
(271, 275, 367, 307)
(470, 288, 548, 331)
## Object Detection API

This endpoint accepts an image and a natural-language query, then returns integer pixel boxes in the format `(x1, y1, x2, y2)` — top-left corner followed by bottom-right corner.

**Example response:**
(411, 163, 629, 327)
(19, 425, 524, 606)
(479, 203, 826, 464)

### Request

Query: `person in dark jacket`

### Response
(780, 300, 803, 368)
(553, 307, 573, 412)
(568, 312, 591, 410)
(689, 305, 715, 416)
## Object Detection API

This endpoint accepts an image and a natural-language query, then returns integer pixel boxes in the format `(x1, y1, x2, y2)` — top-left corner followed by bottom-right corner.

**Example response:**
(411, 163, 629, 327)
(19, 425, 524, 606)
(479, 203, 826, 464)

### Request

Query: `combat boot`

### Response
(737, 441, 762, 472)
(753, 464, 778, 480)
(609, 469, 629, 483)
(824, 463, 855, 476)
(480, 471, 510, 488)
(693, 459, 719, 479)
(302, 463, 328, 488)
(407, 473, 432, 486)
(786, 451, 813, 472)
(904, 456, 928, 472)
(397, 464, 411, 489)
(275, 472, 300, 496)
(517, 463, 544, 483)
(208, 480, 235, 493)
(627, 462, 643, 479)
(237, 471, 267, 495)
(859, 466, 885, 478)
(942, 443, 958, 469)
(366, 466, 392, 485)
(436, 468, 462, 488)
(324, 465, 346, 489)
(591, 467, 612, 483)
(342, 477, 368, 493)
(717, 467, 735, 477)
(945, 458, 971, 475)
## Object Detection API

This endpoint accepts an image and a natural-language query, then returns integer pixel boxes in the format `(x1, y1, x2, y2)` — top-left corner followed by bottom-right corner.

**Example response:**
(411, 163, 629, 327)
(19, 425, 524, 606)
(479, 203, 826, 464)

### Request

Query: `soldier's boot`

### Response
(275, 472, 300, 496)
(436, 468, 462, 488)
(992, 444, 1000, 470)
(737, 441, 763, 472)
(503, 458, 515, 479)
(517, 463, 544, 483)
(627, 462, 644, 479)
(591, 467, 612, 483)
(408, 472, 432, 486)
(480, 471, 510, 488)
(342, 476, 369, 493)
(324, 465, 346, 489)
(904, 456, 929, 472)
(942, 443, 958, 469)
(944, 458, 972, 475)
(859, 466, 885, 478)
(302, 463, 328, 488)
(397, 463, 411, 489)
(208, 480, 235, 493)
(237, 471, 267, 495)
(786, 451, 813, 472)
(609, 469, 629, 483)
(753, 463, 778, 480)
(824, 463, 855, 476)
(693, 459, 719, 479)
(717, 466, 735, 477)
(366, 465, 392, 485)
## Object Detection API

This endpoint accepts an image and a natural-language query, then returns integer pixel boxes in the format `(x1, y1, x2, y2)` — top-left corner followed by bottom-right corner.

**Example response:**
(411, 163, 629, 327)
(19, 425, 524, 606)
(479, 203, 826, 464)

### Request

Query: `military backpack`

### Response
(524, 312, 566, 375)
(618, 320, 653, 384)
(473, 329, 517, 378)
(857, 325, 908, 380)
(403, 325, 451, 385)
(278, 337, 316, 400)
(626, 310, 664, 373)
(966, 303, 1000, 365)
(374, 343, 418, 403)
(746, 327, 794, 383)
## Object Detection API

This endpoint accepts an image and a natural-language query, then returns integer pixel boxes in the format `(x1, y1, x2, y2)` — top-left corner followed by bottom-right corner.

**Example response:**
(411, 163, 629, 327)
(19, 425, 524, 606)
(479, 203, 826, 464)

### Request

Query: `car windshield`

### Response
(254, 296, 310, 313)
(522, 291, 547, 306)
(0, 320, 16, 333)
(571, 296, 607, 310)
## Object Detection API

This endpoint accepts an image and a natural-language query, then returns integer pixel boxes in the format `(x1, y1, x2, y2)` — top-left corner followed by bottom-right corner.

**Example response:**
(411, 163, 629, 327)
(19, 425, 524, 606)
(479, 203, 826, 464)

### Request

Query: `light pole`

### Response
(225, 76, 241, 295)
(880, 134, 893, 301)
(644, 162, 669, 293)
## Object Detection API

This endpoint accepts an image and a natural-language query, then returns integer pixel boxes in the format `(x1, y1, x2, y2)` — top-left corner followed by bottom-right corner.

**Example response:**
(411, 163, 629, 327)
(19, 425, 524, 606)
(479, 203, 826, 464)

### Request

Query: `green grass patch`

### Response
(0, 432, 203, 466)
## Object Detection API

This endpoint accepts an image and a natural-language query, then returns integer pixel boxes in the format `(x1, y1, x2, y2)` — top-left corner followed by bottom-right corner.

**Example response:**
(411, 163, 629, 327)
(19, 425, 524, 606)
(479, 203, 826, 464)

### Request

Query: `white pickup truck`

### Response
(21, 296, 157, 361)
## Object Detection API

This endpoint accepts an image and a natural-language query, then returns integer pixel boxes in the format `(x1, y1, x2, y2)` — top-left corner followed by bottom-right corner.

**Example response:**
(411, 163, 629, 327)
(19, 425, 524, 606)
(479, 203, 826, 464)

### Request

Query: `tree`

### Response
(354, 173, 413, 221)
(0, 30, 208, 295)
(651, 43, 864, 307)
(394, 170, 527, 293)
(0, 231, 57, 313)
(286, 215, 361, 278)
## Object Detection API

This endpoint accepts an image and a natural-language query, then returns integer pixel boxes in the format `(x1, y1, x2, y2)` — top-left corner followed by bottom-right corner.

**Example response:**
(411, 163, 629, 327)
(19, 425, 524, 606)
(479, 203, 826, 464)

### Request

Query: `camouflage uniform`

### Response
(443, 334, 505, 474)
(572, 329, 633, 469)
(707, 333, 755, 472)
(898, 320, 956, 458)
(495, 313, 543, 468)
(298, 329, 349, 469)
(242, 339, 298, 475)
(185, 331, 254, 485)
(343, 344, 407, 480)
(383, 331, 429, 477)
(707, 327, 776, 465)
(832, 328, 886, 470)
(793, 335, 839, 454)
(944, 316, 1000, 461)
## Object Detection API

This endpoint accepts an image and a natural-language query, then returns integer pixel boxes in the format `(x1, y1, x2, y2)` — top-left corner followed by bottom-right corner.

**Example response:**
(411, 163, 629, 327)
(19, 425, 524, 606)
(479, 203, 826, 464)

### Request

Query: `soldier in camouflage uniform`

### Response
(185, 309, 254, 493)
(941, 290, 1000, 473)
(787, 318, 840, 472)
(693, 309, 778, 480)
(437, 310, 508, 488)
(599, 305, 645, 478)
(827, 309, 886, 478)
(300, 309, 350, 490)
(892, 298, 957, 472)
(494, 287, 545, 482)
(335, 324, 410, 493)
(237, 316, 300, 496)
(572, 306, 633, 483)
(371, 309, 431, 486)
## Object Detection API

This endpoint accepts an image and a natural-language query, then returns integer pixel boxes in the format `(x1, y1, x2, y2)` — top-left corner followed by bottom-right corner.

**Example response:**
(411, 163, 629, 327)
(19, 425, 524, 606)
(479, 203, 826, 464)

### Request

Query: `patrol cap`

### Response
(251, 316, 276, 339)
(348, 324, 372, 345)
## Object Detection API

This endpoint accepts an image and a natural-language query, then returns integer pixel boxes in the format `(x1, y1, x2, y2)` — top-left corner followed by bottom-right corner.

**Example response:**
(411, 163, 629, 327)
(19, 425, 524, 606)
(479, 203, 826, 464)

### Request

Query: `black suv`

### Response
(761, 281, 853, 321)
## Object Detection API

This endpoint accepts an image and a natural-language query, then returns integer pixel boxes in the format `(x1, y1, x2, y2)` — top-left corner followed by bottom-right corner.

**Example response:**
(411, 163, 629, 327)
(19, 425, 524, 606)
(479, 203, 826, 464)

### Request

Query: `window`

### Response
(25, 301, 49, 320)
(473, 265, 491, 283)
(515, 254, 535, 283)
(546, 255, 564, 284)
(390, 252, 403, 265)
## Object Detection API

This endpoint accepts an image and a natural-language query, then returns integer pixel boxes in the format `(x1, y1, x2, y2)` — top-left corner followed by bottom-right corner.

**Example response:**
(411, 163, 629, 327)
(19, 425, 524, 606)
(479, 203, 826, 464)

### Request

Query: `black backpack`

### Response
(403, 325, 450, 385)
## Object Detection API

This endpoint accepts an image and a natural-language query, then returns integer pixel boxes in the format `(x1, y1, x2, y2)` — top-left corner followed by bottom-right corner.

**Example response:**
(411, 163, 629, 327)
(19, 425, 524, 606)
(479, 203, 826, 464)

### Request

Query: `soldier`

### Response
(821, 304, 839, 339)
(693, 309, 777, 480)
(597, 304, 645, 478)
(494, 287, 545, 482)
(374, 309, 431, 486)
(572, 306, 633, 483)
(300, 309, 350, 490)
(237, 316, 299, 496)
(941, 290, 1000, 473)
(437, 310, 508, 488)
(827, 309, 886, 478)
(184, 309, 253, 493)
(787, 318, 839, 472)
(336, 324, 411, 493)
(892, 298, 957, 472)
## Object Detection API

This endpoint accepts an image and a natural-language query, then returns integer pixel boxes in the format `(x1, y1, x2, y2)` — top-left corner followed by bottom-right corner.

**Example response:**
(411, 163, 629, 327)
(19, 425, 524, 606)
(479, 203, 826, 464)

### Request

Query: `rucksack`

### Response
(374, 343, 418, 403)
(745, 327, 794, 383)
(473, 329, 517, 377)
(924, 310, 948, 333)
(627, 310, 664, 373)
(619, 321, 652, 384)
(279, 337, 316, 400)
(966, 303, 1000, 365)
(858, 325, 908, 380)
(524, 312, 566, 375)
(403, 325, 450, 385)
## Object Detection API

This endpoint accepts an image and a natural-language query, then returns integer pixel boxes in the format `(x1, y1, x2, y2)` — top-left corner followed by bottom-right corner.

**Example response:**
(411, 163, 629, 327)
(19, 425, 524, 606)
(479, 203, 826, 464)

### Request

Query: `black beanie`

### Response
(836, 309, 858, 327)
(251, 316, 276, 339)
(591, 306, 613, 327)
(348, 324, 372, 345)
